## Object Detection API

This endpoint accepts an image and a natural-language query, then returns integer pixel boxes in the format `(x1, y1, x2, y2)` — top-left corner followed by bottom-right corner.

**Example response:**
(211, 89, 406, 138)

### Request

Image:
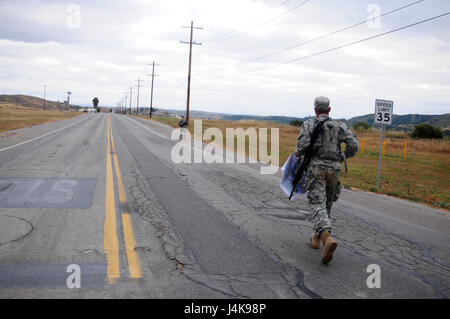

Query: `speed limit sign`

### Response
(374, 99, 393, 125)
(374, 99, 393, 189)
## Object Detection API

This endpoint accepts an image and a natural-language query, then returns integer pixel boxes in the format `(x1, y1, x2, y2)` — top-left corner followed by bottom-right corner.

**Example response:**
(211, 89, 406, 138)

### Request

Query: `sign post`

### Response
(374, 99, 393, 188)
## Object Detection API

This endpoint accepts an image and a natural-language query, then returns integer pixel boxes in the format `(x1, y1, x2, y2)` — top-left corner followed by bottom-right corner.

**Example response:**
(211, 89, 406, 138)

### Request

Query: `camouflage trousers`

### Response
(306, 165, 341, 236)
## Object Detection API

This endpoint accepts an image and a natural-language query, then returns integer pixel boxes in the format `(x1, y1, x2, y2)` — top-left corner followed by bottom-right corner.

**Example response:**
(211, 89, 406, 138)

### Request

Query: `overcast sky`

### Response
(0, 0, 449, 119)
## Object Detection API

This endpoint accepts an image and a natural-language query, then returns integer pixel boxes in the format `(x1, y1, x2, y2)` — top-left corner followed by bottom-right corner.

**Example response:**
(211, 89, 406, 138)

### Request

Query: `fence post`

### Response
(403, 141, 407, 160)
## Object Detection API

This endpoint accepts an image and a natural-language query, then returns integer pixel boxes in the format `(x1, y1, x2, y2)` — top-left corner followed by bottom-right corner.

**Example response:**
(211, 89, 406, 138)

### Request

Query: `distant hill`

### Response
(220, 114, 315, 124)
(162, 108, 315, 124)
(0, 94, 83, 111)
(163, 108, 227, 120)
(346, 113, 450, 130)
(3, 95, 447, 131)
(161, 107, 449, 130)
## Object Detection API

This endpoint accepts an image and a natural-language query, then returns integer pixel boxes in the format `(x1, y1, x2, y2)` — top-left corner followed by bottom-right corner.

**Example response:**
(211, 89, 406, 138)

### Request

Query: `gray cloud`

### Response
(0, 0, 449, 118)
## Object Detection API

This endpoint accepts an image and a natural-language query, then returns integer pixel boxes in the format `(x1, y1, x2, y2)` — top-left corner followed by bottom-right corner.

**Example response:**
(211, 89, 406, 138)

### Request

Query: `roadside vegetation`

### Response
(410, 123, 444, 139)
(0, 104, 81, 133)
(137, 115, 449, 210)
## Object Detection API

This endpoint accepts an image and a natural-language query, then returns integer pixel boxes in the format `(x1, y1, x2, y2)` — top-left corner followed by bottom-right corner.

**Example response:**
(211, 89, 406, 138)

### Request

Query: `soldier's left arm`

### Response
(296, 120, 312, 156)
(340, 122, 359, 158)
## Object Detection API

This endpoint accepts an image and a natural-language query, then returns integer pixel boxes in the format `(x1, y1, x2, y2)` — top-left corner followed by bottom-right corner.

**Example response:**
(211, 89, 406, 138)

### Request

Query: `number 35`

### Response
(377, 113, 390, 122)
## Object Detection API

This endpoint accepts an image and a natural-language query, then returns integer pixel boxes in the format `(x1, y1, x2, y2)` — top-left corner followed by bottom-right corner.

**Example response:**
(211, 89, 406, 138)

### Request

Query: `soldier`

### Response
(178, 116, 188, 140)
(296, 96, 358, 264)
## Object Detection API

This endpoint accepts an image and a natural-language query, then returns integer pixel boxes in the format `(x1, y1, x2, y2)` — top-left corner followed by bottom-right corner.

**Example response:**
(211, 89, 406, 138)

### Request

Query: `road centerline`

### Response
(109, 116, 143, 279)
(104, 116, 120, 283)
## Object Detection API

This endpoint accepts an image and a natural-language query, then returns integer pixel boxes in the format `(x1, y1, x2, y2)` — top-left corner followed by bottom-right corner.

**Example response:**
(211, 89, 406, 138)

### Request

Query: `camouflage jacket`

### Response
(296, 114, 358, 171)
(179, 119, 188, 128)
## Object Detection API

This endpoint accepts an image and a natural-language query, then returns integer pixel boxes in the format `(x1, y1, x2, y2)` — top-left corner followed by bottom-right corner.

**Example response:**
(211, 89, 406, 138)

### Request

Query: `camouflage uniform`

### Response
(179, 118, 188, 140)
(297, 105, 358, 236)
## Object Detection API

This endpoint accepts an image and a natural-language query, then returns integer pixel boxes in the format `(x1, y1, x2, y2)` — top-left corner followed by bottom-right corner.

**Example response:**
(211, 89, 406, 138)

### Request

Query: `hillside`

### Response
(346, 113, 450, 131)
(0, 94, 83, 111)
(160, 107, 449, 130)
(346, 113, 445, 127)
(220, 114, 315, 124)
(2, 95, 447, 130)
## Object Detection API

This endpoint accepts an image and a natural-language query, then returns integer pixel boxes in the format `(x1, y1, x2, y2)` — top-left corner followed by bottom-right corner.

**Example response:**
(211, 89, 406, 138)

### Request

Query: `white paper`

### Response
(280, 152, 307, 200)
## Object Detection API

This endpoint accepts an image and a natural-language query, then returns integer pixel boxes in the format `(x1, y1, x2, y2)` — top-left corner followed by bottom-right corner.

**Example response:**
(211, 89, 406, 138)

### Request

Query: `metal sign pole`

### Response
(376, 124, 384, 189)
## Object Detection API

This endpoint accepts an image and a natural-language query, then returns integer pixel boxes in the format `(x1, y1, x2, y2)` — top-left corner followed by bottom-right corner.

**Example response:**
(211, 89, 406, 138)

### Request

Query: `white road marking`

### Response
(121, 115, 170, 140)
(0, 116, 90, 153)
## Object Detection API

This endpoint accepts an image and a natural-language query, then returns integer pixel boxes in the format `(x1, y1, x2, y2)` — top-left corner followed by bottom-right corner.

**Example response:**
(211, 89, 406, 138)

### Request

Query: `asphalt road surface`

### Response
(0, 113, 448, 298)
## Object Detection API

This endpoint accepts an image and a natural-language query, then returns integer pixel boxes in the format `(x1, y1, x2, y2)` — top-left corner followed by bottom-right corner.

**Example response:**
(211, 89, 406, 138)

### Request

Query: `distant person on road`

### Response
(296, 96, 358, 264)
(179, 116, 188, 140)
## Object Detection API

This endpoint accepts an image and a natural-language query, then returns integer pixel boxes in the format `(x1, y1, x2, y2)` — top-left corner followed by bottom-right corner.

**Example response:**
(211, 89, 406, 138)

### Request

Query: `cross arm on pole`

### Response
(181, 26, 203, 30)
(180, 41, 202, 45)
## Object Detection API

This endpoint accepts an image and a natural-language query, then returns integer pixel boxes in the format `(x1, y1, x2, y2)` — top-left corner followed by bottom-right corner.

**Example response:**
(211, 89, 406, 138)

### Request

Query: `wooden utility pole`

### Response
(147, 61, 159, 117)
(124, 92, 128, 114)
(43, 84, 46, 111)
(135, 78, 143, 115)
(129, 85, 132, 114)
(180, 21, 202, 123)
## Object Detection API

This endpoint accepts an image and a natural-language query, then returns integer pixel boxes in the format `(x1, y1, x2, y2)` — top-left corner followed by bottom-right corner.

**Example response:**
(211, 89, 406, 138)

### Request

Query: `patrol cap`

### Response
(314, 96, 330, 112)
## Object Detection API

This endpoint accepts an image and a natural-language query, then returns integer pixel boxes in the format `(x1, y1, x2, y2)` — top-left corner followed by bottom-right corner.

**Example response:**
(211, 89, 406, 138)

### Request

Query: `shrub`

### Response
(410, 123, 443, 139)
(289, 120, 303, 127)
(352, 122, 371, 131)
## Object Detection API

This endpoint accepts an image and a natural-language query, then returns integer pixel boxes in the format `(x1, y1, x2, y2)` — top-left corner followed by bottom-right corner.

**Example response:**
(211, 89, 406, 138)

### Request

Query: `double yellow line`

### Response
(104, 115, 142, 283)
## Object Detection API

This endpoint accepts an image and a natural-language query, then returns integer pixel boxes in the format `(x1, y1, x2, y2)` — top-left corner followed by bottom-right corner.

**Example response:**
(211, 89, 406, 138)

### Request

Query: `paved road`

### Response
(0, 113, 448, 298)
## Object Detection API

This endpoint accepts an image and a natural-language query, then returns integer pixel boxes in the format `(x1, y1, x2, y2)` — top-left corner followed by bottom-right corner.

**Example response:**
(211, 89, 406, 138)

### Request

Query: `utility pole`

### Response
(180, 20, 203, 123)
(129, 85, 132, 114)
(135, 78, 143, 115)
(147, 61, 159, 117)
(65, 91, 72, 110)
(43, 84, 46, 111)
(124, 92, 128, 115)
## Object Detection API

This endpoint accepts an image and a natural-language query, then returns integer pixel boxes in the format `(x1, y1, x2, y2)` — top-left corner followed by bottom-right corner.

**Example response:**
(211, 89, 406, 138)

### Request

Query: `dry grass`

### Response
(345, 131, 450, 210)
(0, 104, 82, 133)
(140, 115, 450, 210)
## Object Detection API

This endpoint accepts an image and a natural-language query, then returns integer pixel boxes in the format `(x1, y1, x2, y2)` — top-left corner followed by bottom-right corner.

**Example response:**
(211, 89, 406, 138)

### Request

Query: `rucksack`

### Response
(314, 119, 341, 161)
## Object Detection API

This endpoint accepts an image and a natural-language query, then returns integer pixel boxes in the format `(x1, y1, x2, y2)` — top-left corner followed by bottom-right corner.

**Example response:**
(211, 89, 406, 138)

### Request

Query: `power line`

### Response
(210, 0, 310, 42)
(239, 0, 425, 64)
(205, 0, 303, 42)
(228, 0, 309, 39)
(242, 11, 450, 75)
(157, 79, 187, 96)
(155, 1, 301, 79)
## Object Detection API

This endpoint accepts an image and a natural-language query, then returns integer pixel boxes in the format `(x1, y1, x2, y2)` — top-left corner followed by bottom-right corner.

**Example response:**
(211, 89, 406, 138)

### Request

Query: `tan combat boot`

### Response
(320, 230, 337, 264)
(310, 233, 320, 249)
